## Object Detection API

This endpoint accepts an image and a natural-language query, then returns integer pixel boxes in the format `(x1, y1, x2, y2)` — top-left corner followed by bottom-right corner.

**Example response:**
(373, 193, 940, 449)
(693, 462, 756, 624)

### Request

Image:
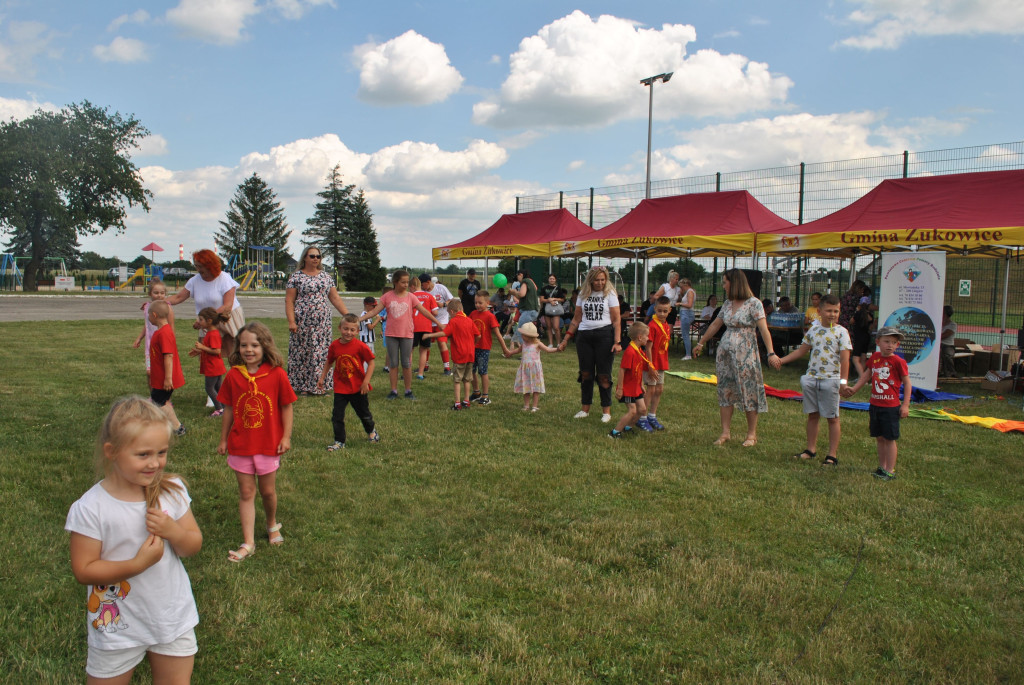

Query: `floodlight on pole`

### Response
(640, 71, 673, 200)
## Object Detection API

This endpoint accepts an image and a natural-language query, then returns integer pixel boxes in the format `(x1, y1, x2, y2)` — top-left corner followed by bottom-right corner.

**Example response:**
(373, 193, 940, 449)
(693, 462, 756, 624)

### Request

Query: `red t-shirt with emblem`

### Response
(444, 312, 478, 364)
(412, 290, 439, 333)
(619, 343, 650, 397)
(199, 329, 227, 377)
(149, 324, 185, 390)
(469, 309, 500, 350)
(326, 338, 375, 394)
(866, 352, 909, 408)
(646, 317, 671, 371)
(217, 364, 297, 456)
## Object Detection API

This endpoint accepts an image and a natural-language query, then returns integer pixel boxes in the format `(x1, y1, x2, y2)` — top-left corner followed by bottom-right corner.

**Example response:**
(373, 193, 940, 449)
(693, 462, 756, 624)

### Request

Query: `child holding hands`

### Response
(468, 291, 512, 405)
(610, 322, 656, 438)
(189, 306, 229, 417)
(506, 321, 558, 411)
(769, 294, 851, 467)
(425, 299, 480, 410)
(66, 396, 202, 683)
(841, 326, 912, 480)
(643, 296, 673, 430)
(318, 314, 380, 450)
(147, 300, 187, 436)
(217, 322, 296, 561)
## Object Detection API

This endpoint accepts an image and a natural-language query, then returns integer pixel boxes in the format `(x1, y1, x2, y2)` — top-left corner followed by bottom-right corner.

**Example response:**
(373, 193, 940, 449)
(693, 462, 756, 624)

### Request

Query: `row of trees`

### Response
(0, 101, 385, 292)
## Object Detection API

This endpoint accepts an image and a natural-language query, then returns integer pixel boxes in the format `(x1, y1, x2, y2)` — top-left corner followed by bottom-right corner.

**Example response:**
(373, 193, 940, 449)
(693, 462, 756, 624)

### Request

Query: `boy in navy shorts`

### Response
(843, 326, 912, 480)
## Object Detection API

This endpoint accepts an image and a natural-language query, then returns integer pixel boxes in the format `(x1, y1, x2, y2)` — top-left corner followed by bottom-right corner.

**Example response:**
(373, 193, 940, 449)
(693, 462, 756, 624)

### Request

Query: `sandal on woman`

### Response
(821, 455, 838, 467)
(228, 543, 255, 563)
(712, 435, 730, 446)
(268, 523, 284, 545)
(793, 449, 816, 460)
(741, 437, 757, 448)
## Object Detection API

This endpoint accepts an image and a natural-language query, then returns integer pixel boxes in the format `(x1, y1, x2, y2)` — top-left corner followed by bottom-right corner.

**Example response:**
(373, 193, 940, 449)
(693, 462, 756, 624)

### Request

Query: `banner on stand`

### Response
(878, 252, 945, 391)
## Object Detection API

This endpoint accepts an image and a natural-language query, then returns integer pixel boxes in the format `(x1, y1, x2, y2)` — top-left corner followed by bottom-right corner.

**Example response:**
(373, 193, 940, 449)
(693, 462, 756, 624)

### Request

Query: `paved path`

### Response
(0, 293, 367, 322)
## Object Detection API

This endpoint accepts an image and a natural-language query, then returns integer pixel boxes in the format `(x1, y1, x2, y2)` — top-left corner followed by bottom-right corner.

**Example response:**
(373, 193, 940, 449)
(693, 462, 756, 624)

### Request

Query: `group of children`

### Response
(67, 277, 913, 682)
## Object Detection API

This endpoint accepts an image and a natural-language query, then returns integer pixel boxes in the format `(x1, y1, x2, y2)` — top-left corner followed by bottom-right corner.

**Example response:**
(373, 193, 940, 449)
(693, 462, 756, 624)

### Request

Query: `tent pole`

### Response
(1000, 251, 1010, 370)
(632, 249, 639, 320)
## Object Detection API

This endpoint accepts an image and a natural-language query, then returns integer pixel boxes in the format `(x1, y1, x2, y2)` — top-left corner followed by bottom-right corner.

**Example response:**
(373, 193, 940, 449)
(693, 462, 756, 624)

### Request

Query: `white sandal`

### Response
(228, 542, 255, 563)
(268, 523, 284, 546)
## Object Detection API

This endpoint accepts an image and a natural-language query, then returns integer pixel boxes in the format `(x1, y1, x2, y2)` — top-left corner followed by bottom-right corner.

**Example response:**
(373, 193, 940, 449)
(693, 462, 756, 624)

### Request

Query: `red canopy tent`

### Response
(759, 169, 1024, 257)
(551, 190, 796, 259)
(432, 208, 594, 261)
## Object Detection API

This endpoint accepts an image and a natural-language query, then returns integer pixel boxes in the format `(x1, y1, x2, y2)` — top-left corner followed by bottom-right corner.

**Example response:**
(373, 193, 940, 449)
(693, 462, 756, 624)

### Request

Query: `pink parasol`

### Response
(141, 242, 164, 265)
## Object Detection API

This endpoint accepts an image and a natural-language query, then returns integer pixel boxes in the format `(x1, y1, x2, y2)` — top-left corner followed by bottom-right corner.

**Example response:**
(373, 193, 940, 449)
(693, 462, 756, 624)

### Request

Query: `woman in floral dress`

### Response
(694, 269, 778, 447)
(285, 246, 350, 395)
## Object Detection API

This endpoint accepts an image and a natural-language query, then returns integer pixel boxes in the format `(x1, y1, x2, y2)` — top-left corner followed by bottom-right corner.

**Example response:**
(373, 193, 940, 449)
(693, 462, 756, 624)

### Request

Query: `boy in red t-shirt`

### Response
(610, 322, 656, 438)
(468, 291, 512, 405)
(318, 314, 380, 450)
(426, 300, 479, 410)
(147, 300, 186, 436)
(412, 279, 440, 379)
(843, 326, 912, 480)
(643, 296, 673, 430)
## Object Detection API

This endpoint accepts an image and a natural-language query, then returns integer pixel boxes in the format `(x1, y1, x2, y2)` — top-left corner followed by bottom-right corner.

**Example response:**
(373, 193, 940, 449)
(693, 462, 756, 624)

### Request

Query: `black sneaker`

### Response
(174, 424, 187, 437)
(385, 390, 399, 400)
(478, 397, 491, 405)
(608, 430, 623, 439)
(871, 467, 895, 480)
(461, 400, 470, 409)
(469, 391, 482, 402)
(451, 403, 462, 411)
(404, 390, 416, 400)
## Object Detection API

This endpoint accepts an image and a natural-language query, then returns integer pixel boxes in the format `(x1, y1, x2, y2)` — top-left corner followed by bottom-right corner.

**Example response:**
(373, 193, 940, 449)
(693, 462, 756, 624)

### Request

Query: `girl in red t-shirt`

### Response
(189, 307, 229, 417)
(216, 322, 297, 562)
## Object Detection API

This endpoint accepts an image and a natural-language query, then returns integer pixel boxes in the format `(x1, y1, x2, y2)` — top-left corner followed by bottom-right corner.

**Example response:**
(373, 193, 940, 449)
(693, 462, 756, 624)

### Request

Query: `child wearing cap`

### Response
(842, 326, 912, 480)
(770, 294, 851, 467)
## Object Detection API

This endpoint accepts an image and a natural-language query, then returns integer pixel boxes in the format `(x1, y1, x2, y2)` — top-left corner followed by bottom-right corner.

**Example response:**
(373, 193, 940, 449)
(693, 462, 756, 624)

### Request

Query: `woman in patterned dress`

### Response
(285, 246, 350, 395)
(694, 269, 778, 447)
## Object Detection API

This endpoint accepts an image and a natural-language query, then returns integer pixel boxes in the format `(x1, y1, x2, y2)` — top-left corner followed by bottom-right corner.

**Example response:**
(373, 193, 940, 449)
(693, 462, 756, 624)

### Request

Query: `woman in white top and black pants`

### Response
(557, 266, 621, 423)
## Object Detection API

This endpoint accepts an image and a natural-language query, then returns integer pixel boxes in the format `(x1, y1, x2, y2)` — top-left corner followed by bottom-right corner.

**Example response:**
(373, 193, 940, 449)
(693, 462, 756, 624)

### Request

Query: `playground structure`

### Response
(226, 245, 276, 291)
(117, 264, 164, 290)
(0, 254, 23, 290)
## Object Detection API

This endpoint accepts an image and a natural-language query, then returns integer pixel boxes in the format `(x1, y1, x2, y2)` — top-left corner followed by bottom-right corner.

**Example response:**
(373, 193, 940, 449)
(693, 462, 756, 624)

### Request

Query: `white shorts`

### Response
(86, 627, 197, 679)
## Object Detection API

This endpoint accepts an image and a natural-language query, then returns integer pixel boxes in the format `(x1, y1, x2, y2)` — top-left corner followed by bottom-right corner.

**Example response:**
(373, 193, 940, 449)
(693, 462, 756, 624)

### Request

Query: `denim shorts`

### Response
(474, 349, 491, 375)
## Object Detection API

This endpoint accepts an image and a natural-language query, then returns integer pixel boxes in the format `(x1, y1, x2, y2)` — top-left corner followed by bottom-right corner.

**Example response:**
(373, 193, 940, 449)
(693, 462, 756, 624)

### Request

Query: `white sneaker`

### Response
(681, 355, 692, 361)
(573, 410, 589, 419)
(601, 413, 612, 423)
(206, 396, 215, 408)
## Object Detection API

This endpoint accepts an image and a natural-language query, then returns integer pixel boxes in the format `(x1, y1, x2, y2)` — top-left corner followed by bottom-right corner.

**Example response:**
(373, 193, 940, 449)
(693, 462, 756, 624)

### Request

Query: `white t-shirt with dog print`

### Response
(65, 479, 199, 650)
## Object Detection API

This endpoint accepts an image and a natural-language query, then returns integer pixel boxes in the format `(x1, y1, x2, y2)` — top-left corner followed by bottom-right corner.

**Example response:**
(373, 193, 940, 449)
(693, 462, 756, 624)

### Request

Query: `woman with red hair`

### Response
(166, 249, 246, 357)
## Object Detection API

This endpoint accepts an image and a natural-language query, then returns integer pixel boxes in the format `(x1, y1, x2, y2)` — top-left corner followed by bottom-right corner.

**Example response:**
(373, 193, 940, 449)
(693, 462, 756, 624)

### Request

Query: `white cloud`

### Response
(604, 110, 967, 185)
(840, 0, 1024, 49)
(354, 30, 464, 106)
(84, 134, 519, 266)
(0, 95, 60, 122)
(107, 10, 150, 32)
(93, 37, 149, 63)
(137, 134, 169, 157)
(568, 160, 585, 171)
(0, 20, 60, 82)
(166, 0, 260, 45)
(269, 0, 335, 21)
(472, 11, 792, 129)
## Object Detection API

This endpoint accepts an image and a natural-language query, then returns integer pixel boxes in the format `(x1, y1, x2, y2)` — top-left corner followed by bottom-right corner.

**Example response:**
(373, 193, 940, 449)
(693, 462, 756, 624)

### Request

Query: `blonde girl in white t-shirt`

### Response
(65, 396, 202, 683)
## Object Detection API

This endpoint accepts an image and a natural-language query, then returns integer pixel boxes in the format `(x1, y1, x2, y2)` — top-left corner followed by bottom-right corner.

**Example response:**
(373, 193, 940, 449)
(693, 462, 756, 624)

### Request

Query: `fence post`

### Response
(715, 172, 721, 192)
(798, 162, 805, 225)
(516, 196, 520, 214)
(589, 188, 594, 227)
(903, 150, 909, 178)
(559, 191, 563, 209)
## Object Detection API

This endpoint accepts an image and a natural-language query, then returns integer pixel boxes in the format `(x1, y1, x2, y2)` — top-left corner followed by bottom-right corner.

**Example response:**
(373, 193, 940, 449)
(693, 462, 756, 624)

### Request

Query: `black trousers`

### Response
(205, 375, 224, 410)
(332, 392, 375, 443)
(576, 324, 615, 408)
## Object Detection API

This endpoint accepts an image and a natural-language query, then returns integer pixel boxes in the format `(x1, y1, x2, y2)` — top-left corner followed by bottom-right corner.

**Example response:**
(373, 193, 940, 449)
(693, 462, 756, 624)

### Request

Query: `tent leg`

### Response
(1000, 251, 1010, 370)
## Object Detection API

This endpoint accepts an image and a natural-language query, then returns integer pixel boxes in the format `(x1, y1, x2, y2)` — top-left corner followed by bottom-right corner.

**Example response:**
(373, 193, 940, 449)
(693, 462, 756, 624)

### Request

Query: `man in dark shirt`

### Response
(458, 268, 480, 315)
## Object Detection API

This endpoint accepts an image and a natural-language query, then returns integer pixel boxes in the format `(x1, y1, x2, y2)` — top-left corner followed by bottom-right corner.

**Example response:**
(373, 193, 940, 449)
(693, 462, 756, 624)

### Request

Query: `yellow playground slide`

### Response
(117, 268, 145, 289)
(238, 268, 258, 290)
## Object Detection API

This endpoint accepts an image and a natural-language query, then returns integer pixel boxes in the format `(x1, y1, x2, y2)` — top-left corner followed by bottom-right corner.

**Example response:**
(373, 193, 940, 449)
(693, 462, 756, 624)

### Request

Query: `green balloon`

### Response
(493, 273, 508, 288)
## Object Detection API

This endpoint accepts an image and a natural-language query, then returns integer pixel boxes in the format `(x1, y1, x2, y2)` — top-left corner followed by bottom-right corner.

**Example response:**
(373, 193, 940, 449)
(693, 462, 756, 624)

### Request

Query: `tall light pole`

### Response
(640, 72, 673, 200)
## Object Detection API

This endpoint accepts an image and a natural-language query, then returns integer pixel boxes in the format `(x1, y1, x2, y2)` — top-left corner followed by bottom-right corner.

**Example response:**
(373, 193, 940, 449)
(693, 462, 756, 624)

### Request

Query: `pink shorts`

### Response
(227, 453, 280, 475)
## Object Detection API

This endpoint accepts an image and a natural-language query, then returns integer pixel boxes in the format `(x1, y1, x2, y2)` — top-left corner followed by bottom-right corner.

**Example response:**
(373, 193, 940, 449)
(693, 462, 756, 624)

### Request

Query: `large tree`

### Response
(302, 165, 355, 272)
(302, 165, 384, 291)
(214, 173, 293, 271)
(0, 101, 151, 290)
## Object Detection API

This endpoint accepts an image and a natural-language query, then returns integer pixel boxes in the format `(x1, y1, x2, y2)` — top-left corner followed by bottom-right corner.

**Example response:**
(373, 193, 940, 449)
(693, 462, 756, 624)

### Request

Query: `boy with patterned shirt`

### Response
(467, 291, 512, 405)
(425, 300, 480, 410)
(643, 296, 673, 430)
(317, 314, 380, 450)
(609, 322, 656, 438)
(771, 294, 851, 467)
(843, 326, 911, 480)
(359, 296, 379, 346)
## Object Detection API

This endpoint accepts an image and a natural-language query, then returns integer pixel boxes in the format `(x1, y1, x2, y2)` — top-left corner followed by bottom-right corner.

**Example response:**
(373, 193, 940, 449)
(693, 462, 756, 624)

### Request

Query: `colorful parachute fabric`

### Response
(665, 371, 1024, 434)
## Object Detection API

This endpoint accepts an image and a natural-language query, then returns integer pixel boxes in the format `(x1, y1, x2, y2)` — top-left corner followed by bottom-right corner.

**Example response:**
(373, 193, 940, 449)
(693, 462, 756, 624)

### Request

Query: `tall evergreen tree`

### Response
(303, 165, 354, 272)
(302, 166, 384, 291)
(214, 173, 292, 271)
(343, 189, 385, 291)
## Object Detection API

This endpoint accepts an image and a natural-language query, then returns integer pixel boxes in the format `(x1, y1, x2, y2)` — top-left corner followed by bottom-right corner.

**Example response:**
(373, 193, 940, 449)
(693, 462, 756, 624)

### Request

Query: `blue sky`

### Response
(2, 0, 1021, 267)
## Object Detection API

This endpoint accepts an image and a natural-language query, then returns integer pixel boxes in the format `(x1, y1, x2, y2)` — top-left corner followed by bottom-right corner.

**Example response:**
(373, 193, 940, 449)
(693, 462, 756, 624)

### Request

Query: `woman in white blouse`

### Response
(166, 249, 245, 357)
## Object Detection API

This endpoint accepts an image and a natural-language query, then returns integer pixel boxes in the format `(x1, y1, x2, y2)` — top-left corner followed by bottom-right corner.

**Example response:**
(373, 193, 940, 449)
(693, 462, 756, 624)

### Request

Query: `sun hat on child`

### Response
(875, 325, 904, 339)
(518, 322, 539, 338)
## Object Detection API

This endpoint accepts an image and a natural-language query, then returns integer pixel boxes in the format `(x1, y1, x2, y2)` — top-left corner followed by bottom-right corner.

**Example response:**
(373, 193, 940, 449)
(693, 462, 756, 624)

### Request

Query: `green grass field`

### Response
(1, 317, 1022, 683)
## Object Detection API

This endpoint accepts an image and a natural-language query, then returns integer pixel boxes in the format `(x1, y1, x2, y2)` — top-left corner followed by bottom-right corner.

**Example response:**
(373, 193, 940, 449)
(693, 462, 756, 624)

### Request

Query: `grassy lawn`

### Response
(1, 318, 1022, 683)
